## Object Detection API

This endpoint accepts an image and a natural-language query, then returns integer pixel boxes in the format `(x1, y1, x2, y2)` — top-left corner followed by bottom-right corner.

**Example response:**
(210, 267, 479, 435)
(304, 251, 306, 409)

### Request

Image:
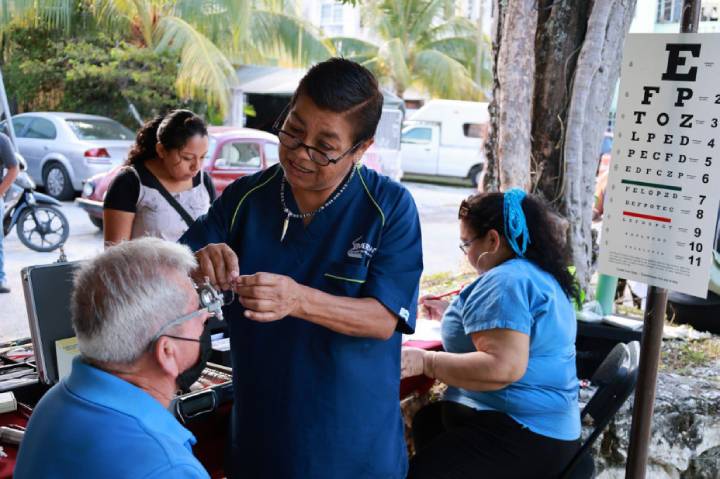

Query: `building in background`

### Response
(301, 0, 368, 38)
(631, 0, 720, 33)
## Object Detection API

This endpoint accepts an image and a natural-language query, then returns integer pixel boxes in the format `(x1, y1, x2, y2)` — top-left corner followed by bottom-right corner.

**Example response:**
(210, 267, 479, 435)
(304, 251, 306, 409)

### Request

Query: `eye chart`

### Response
(598, 34, 720, 298)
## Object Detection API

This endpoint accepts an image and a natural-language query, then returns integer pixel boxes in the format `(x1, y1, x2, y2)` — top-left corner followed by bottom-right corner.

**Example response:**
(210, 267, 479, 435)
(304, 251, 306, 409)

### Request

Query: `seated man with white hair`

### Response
(15, 238, 212, 479)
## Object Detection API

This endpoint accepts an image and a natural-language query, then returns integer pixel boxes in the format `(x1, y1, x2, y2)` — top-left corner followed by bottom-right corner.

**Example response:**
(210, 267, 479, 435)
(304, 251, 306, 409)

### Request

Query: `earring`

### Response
(475, 251, 489, 269)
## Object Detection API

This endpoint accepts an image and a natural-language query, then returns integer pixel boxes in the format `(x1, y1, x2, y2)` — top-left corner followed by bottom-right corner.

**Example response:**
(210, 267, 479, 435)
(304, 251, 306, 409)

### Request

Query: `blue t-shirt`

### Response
(181, 164, 423, 478)
(441, 258, 580, 441)
(15, 357, 209, 479)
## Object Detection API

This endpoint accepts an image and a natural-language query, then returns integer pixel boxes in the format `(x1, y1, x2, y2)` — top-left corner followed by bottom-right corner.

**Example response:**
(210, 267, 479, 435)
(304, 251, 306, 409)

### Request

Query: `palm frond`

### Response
(86, 0, 136, 37)
(377, 37, 411, 93)
(154, 15, 238, 115)
(424, 36, 476, 64)
(422, 16, 477, 43)
(1, 0, 73, 32)
(172, 0, 252, 51)
(250, 9, 333, 66)
(412, 49, 480, 99)
(404, 0, 445, 45)
(330, 36, 379, 64)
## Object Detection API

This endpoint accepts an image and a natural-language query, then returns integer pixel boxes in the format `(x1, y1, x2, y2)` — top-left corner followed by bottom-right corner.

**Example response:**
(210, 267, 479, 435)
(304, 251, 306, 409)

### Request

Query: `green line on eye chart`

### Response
(621, 179, 682, 191)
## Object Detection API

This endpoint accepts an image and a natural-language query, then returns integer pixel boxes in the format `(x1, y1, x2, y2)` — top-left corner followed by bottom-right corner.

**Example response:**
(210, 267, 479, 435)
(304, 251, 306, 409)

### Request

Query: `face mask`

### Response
(176, 323, 212, 393)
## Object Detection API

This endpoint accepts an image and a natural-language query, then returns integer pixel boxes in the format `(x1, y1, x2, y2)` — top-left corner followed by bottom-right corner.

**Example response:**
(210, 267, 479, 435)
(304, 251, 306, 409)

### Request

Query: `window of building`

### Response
(320, 2, 344, 35)
(657, 0, 683, 23)
(321, 3, 344, 24)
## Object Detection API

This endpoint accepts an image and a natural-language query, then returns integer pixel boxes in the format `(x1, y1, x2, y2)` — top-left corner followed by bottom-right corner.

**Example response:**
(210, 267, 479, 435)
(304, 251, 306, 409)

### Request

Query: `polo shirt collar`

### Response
(65, 356, 195, 446)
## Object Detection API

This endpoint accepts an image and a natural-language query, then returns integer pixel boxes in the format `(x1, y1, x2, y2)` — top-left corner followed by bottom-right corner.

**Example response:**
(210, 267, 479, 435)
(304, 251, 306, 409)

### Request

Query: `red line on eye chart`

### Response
(623, 211, 672, 223)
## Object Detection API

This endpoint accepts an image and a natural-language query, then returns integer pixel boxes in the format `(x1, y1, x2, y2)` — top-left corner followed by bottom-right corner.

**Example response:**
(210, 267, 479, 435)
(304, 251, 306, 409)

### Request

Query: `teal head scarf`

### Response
(503, 188, 530, 257)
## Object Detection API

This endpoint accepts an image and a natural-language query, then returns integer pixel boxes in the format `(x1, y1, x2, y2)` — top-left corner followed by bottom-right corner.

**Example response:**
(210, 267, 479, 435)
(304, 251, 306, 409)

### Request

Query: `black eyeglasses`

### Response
(148, 311, 211, 350)
(459, 237, 478, 254)
(162, 319, 209, 344)
(272, 104, 363, 167)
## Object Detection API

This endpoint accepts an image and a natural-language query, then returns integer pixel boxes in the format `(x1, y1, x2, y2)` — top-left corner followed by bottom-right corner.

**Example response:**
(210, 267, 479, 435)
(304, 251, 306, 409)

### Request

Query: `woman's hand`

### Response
(234, 272, 303, 322)
(193, 243, 240, 290)
(401, 347, 427, 378)
(418, 295, 450, 321)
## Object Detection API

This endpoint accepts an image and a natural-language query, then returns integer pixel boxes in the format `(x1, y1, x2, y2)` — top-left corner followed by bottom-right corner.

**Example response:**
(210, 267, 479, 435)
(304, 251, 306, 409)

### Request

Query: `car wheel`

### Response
(89, 215, 104, 230)
(469, 165, 484, 189)
(43, 163, 74, 200)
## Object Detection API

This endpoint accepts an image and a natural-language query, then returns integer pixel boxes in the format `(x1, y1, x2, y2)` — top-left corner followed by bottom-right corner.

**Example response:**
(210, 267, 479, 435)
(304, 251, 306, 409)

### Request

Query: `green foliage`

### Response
(332, 0, 490, 100)
(1, 0, 331, 116)
(2, 26, 206, 127)
(661, 338, 720, 374)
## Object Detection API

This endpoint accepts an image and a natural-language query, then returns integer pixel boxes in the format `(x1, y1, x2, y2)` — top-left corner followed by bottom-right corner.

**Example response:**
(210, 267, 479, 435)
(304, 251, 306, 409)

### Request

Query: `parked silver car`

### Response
(1, 112, 134, 200)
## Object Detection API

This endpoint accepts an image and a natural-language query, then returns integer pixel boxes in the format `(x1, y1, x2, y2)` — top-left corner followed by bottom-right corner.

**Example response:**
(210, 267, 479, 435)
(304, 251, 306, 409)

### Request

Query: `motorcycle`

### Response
(3, 153, 69, 252)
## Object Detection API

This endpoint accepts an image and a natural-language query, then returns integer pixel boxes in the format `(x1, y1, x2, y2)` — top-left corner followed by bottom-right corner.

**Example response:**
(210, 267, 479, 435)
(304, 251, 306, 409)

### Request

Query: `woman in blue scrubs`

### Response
(180, 58, 423, 479)
(402, 190, 581, 479)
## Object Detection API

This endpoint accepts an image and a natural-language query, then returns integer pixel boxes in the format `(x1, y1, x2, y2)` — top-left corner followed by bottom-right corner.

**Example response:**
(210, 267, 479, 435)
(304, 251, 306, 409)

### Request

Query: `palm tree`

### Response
(332, 0, 488, 100)
(0, 0, 332, 115)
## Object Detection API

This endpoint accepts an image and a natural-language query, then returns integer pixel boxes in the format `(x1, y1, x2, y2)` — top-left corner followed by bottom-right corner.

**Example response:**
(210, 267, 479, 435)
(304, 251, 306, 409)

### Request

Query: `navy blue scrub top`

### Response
(181, 164, 423, 479)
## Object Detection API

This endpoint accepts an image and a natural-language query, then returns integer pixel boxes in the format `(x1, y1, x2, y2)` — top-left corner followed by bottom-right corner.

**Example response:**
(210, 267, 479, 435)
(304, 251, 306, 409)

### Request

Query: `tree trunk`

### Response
(482, 0, 504, 193)
(485, 0, 637, 293)
(494, 0, 536, 190)
(562, 0, 615, 290)
(531, 0, 590, 203)
(569, 0, 637, 290)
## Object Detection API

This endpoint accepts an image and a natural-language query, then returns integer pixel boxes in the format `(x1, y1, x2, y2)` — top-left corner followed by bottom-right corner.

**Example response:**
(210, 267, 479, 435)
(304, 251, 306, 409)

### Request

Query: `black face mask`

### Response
(176, 324, 212, 393)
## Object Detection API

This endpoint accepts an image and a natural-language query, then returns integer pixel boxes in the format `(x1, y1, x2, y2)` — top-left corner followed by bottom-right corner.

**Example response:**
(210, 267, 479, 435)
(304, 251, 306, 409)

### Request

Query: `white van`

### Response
(401, 100, 488, 186)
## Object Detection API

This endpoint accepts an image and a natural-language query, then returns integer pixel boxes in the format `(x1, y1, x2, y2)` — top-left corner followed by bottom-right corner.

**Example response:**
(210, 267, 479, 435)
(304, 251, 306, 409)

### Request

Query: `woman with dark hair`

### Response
(179, 58, 423, 478)
(402, 190, 581, 479)
(103, 109, 215, 245)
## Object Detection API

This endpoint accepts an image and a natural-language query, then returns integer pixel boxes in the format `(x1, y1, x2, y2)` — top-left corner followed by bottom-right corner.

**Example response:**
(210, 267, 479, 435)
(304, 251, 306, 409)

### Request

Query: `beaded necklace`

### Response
(279, 165, 357, 241)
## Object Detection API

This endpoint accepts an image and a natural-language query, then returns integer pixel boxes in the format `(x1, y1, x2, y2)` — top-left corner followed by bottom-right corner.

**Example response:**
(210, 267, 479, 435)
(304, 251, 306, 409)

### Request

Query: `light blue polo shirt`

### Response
(441, 258, 581, 441)
(15, 357, 209, 479)
(181, 163, 423, 478)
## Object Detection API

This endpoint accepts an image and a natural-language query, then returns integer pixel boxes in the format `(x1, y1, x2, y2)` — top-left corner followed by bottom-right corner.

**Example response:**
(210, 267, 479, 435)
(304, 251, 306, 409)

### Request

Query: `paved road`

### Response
(0, 181, 473, 342)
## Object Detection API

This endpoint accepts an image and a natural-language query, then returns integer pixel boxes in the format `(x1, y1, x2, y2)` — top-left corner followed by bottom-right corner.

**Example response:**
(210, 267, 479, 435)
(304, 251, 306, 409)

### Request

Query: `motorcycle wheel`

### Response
(16, 205, 70, 252)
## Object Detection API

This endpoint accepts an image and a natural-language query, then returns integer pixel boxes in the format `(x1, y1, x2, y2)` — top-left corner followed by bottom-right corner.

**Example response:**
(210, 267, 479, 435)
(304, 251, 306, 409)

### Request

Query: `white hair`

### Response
(71, 238, 198, 364)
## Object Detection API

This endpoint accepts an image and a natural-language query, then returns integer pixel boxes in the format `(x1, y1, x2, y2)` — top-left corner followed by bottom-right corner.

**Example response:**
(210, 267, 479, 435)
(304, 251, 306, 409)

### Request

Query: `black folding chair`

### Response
(561, 341, 641, 479)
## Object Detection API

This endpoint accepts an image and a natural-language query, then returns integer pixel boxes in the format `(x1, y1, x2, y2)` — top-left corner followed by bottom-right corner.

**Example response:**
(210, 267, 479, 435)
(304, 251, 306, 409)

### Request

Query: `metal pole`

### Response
(624, 1, 700, 477)
(624, 286, 668, 478)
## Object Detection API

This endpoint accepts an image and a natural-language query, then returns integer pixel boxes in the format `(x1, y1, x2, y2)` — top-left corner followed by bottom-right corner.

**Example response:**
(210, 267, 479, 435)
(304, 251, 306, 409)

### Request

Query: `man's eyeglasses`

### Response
(273, 104, 363, 167)
(147, 278, 227, 347)
(459, 237, 478, 254)
(150, 309, 213, 346)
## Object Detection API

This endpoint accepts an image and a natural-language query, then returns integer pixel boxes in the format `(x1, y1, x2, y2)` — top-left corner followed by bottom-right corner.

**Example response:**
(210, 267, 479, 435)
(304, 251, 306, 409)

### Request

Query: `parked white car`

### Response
(401, 100, 488, 186)
(1, 112, 134, 200)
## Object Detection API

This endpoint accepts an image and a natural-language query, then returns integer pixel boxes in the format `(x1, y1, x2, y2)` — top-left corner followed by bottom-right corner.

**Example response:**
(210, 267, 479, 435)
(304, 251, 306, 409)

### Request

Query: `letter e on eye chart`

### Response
(598, 33, 720, 298)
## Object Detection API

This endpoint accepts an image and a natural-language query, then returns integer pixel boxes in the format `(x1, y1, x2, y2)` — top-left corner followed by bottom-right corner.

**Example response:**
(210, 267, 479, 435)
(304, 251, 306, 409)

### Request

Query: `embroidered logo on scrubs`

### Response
(399, 308, 410, 321)
(347, 236, 377, 260)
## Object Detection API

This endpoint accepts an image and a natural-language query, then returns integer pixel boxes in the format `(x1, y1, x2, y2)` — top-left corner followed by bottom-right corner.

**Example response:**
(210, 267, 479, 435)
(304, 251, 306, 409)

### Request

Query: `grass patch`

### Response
(420, 269, 476, 296)
(661, 338, 720, 374)
(615, 304, 644, 319)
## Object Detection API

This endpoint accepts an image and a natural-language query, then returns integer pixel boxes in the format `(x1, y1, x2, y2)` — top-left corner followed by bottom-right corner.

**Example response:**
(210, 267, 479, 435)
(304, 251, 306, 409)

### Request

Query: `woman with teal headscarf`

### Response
(402, 190, 582, 479)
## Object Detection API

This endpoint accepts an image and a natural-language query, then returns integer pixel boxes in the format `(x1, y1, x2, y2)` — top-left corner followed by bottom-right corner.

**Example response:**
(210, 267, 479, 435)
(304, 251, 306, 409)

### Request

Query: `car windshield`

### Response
(66, 119, 135, 141)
